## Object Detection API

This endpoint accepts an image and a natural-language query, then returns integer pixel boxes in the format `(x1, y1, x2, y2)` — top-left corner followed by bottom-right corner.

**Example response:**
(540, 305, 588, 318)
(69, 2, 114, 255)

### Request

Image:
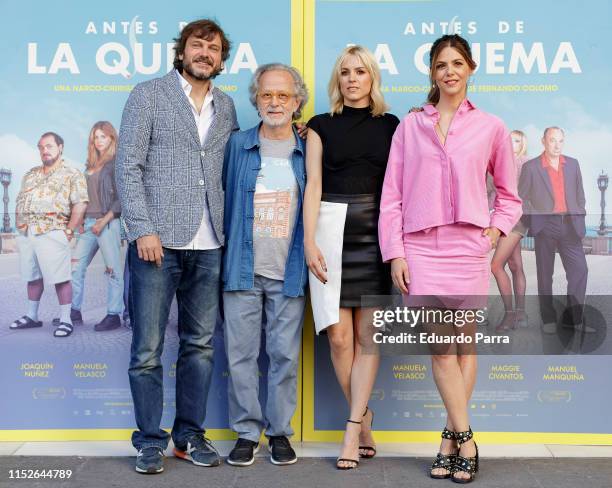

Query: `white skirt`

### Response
(309, 201, 347, 334)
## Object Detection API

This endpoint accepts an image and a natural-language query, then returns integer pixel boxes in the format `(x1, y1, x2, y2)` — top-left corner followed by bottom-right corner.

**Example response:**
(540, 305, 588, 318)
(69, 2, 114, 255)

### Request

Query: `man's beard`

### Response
(41, 154, 60, 167)
(261, 110, 293, 128)
(183, 57, 222, 81)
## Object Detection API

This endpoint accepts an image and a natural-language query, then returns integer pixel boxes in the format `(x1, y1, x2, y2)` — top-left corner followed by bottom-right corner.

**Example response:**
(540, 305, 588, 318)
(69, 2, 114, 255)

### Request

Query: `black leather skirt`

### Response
(321, 193, 391, 308)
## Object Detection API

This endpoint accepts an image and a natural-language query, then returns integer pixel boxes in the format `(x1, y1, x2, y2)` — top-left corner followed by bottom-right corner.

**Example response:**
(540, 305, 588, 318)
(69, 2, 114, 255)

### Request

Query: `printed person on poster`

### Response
(11, 132, 88, 338)
(519, 127, 588, 333)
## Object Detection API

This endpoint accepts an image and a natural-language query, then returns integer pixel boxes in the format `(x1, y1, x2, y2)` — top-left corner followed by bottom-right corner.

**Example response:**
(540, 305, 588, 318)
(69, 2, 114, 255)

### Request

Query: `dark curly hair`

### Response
(173, 19, 231, 72)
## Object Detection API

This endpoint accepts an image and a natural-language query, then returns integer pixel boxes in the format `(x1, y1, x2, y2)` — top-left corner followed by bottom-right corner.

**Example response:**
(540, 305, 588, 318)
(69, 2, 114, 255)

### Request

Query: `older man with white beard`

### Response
(221, 64, 308, 467)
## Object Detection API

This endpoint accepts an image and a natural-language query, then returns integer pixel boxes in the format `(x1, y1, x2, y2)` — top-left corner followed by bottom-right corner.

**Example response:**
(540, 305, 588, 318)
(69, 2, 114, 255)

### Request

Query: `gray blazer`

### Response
(115, 70, 238, 246)
(518, 155, 586, 238)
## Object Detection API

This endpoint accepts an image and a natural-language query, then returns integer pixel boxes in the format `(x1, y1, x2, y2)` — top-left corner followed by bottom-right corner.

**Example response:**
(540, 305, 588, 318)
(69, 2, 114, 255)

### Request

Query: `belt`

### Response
(554, 213, 572, 224)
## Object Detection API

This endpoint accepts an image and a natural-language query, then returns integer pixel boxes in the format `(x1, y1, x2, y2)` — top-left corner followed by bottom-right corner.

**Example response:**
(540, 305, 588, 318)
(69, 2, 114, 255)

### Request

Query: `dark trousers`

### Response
(128, 243, 222, 450)
(534, 216, 588, 324)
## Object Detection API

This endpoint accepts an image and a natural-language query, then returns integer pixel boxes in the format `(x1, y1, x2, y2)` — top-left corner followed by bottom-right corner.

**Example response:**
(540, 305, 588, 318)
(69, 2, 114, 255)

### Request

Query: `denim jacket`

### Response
(222, 124, 307, 297)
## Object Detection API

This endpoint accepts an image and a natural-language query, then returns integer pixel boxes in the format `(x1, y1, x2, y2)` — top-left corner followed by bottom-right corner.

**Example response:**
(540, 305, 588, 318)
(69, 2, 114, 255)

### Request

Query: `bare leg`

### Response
(352, 307, 380, 457)
(432, 353, 477, 476)
(431, 322, 478, 480)
(327, 309, 359, 468)
(491, 232, 523, 330)
(327, 308, 355, 402)
(27, 279, 44, 301)
(508, 242, 527, 321)
(55, 281, 72, 305)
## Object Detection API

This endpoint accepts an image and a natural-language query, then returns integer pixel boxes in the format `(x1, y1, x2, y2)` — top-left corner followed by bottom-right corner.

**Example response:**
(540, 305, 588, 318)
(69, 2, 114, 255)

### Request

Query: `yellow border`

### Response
(298, 1, 612, 446)
(0, 429, 235, 442)
(290, 0, 306, 441)
(3, 0, 612, 448)
(302, 0, 316, 122)
(0, 2, 307, 446)
(302, 322, 612, 445)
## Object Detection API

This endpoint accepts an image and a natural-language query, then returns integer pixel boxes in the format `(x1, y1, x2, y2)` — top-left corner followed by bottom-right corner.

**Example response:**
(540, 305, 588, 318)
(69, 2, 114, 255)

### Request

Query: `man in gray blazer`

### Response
(518, 127, 588, 333)
(115, 19, 238, 474)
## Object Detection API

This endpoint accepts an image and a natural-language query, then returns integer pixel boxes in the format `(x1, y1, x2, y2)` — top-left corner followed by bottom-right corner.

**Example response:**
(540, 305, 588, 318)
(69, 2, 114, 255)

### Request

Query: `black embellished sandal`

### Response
(336, 419, 361, 470)
(452, 427, 479, 484)
(430, 427, 457, 479)
(359, 406, 376, 459)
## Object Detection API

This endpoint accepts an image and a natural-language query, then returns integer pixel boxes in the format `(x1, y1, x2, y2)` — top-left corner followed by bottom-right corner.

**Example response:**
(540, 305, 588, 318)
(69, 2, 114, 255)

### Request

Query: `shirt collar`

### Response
(176, 69, 214, 99)
(38, 159, 65, 176)
(423, 98, 476, 117)
(243, 122, 304, 155)
(541, 152, 566, 168)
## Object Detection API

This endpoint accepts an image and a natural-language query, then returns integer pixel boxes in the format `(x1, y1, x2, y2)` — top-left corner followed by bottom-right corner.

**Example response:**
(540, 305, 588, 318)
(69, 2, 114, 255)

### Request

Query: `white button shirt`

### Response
(167, 70, 221, 250)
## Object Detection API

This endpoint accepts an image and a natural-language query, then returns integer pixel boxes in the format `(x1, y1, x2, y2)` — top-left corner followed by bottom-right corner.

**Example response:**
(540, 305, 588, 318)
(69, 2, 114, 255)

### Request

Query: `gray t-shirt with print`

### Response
(253, 135, 298, 280)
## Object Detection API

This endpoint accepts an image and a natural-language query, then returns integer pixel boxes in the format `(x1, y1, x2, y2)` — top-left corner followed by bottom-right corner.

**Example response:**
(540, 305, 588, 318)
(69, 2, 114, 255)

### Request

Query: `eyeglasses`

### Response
(257, 91, 294, 104)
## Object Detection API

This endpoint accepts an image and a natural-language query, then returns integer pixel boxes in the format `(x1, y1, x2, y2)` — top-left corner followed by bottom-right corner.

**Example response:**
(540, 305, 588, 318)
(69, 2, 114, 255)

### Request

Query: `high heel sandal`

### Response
(359, 406, 377, 459)
(430, 427, 457, 479)
(452, 427, 479, 484)
(336, 419, 361, 470)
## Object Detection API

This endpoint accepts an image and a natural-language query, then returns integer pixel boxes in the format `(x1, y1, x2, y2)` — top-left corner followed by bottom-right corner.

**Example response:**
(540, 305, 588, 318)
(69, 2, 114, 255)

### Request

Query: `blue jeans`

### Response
(128, 243, 221, 450)
(223, 276, 305, 442)
(72, 218, 124, 315)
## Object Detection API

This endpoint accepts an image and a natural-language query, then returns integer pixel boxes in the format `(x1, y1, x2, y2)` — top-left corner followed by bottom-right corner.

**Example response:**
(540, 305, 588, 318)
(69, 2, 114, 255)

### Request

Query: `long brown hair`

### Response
(426, 34, 477, 105)
(87, 121, 117, 171)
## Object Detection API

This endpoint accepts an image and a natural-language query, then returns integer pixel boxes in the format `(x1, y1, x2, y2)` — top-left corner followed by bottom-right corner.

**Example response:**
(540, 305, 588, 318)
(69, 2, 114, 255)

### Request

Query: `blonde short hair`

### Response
(328, 45, 389, 117)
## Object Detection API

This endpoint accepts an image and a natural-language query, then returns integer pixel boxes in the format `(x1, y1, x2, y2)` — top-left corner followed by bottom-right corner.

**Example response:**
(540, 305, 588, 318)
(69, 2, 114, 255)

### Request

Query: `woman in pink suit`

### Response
(378, 35, 521, 483)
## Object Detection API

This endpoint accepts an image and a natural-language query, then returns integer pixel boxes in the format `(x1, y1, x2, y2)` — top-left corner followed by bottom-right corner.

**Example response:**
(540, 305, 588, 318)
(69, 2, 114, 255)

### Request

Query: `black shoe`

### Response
(94, 314, 121, 331)
(52, 309, 83, 327)
(227, 438, 259, 466)
(269, 436, 297, 466)
(135, 446, 164, 474)
(173, 435, 220, 467)
(430, 427, 457, 479)
(451, 427, 479, 484)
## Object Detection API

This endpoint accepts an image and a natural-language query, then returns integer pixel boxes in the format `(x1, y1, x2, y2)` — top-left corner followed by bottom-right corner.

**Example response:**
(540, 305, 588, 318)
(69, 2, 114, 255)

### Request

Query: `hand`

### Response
(136, 234, 164, 266)
(63, 230, 74, 242)
(390, 258, 410, 294)
(91, 219, 105, 236)
(305, 242, 327, 284)
(78, 224, 85, 234)
(294, 122, 308, 140)
(482, 226, 501, 249)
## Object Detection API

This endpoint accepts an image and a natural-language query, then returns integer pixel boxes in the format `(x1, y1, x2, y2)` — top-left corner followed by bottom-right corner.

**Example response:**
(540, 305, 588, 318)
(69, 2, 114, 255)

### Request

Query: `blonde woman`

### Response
(490, 130, 529, 330)
(303, 45, 399, 469)
(70, 121, 124, 331)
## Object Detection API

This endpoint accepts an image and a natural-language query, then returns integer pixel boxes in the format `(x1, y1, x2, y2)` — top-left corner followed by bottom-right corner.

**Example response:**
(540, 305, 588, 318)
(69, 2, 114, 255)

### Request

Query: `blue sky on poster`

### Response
(0, 0, 610, 222)
(0, 0, 290, 216)
(313, 0, 612, 222)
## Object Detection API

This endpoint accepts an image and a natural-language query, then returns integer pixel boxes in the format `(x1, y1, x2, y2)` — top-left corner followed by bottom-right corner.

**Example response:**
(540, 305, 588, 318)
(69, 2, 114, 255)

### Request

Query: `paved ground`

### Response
(1, 456, 611, 488)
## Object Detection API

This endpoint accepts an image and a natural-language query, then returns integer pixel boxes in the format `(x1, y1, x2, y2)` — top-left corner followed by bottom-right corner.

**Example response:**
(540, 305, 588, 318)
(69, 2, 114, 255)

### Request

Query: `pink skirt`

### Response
(402, 223, 491, 308)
